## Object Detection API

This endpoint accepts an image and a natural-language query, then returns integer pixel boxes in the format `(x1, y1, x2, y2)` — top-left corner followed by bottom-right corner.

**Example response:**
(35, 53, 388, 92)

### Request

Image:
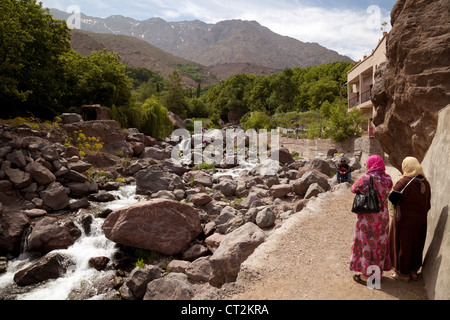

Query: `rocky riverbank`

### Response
(0, 114, 361, 300)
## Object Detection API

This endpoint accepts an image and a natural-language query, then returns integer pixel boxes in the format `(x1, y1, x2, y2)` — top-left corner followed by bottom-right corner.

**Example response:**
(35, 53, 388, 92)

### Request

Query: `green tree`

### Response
(163, 71, 188, 118)
(61, 50, 132, 109)
(205, 74, 256, 122)
(126, 66, 164, 89)
(324, 103, 366, 142)
(0, 0, 71, 118)
(268, 68, 298, 114)
(240, 111, 272, 131)
(187, 98, 210, 118)
(139, 97, 173, 140)
(306, 78, 340, 110)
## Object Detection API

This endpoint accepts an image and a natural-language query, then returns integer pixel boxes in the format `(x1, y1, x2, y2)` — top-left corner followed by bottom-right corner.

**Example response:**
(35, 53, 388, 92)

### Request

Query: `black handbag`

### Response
(351, 175, 381, 214)
(388, 177, 416, 206)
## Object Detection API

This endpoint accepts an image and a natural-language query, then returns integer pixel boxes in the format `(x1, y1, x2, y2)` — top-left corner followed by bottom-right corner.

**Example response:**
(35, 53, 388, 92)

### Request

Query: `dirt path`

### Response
(219, 166, 428, 300)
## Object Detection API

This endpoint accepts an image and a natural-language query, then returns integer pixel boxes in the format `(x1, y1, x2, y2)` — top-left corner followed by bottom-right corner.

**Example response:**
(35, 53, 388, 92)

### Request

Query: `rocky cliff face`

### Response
(422, 105, 450, 300)
(372, 0, 450, 170)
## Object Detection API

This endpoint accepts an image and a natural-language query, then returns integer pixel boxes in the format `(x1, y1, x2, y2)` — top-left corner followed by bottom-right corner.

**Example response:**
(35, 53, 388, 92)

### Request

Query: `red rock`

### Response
(102, 199, 202, 256)
(372, 0, 450, 170)
(191, 193, 213, 206)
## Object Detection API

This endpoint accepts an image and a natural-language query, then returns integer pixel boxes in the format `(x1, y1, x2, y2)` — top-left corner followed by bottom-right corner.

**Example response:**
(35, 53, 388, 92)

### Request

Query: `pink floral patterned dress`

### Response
(350, 168, 393, 278)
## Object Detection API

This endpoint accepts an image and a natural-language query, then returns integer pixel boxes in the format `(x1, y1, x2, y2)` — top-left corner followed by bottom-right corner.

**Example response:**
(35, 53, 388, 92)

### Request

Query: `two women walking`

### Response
(349, 155, 431, 286)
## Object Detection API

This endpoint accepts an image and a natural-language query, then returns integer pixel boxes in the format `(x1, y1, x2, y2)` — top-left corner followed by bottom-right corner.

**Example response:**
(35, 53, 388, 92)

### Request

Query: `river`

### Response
(0, 185, 141, 300)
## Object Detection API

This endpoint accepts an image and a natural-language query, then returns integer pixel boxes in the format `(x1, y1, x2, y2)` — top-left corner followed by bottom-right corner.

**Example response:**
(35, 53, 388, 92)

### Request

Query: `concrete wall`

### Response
(422, 105, 450, 300)
(280, 136, 383, 165)
(280, 137, 355, 159)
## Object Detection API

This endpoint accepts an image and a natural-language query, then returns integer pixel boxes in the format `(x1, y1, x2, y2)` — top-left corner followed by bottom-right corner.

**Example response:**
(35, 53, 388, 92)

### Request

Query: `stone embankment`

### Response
(0, 114, 363, 300)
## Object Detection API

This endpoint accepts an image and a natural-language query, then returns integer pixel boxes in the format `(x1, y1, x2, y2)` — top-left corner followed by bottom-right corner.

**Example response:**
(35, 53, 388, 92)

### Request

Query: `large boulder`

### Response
(59, 113, 83, 124)
(208, 222, 266, 287)
(4, 168, 32, 189)
(63, 120, 133, 157)
(183, 170, 213, 188)
(293, 170, 330, 198)
(306, 158, 331, 176)
(39, 182, 70, 211)
(271, 147, 294, 165)
(25, 162, 56, 186)
(215, 206, 245, 235)
(422, 105, 450, 300)
(135, 168, 184, 195)
(213, 180, 237, 197)
(191, 193, 213, 206)
(14, 252, 74, 286)
(102, 199, 203, 256)
(67, 181, 98, 198)
(255, 207, 276, 228)
(144, 276, 194, 300)
(168, 111, 186, 130)
(120, 265, 161, 300)
(268, 184, 292, 198)
(6, 150, 27, 168)
(27, 217, 82, 254)
(139, 147, 167, 161)
(371, 0, 450, 170)
(0, 211, 30, 256)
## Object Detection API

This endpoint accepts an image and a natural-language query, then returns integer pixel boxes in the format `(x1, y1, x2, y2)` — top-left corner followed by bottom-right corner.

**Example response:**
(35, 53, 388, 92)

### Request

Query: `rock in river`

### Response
(102, 199, 203, 256)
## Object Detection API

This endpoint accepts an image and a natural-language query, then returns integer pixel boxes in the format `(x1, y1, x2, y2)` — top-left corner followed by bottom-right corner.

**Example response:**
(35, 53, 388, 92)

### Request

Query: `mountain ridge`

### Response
(50, 9, 353, 71)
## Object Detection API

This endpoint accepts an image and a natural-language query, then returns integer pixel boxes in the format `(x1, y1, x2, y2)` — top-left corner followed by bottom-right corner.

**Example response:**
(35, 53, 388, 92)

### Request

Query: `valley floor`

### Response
(218, 166, 428, 300)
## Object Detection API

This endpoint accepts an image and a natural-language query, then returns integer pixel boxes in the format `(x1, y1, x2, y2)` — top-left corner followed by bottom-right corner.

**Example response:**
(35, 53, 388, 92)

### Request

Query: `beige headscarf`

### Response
(402, 157, 426, 178)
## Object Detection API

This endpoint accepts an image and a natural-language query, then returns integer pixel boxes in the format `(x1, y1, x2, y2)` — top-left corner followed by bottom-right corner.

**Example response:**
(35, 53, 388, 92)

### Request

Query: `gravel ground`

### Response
(218, 166, 428, 300)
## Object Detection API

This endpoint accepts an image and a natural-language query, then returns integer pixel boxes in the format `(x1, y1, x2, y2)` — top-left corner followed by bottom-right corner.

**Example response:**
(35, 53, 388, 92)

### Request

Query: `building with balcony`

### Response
(347, 33, 388, 136)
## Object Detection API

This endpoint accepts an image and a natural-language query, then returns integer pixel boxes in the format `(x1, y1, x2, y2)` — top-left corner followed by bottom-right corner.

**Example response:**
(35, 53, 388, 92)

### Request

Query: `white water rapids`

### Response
(0, 185, 141, 300)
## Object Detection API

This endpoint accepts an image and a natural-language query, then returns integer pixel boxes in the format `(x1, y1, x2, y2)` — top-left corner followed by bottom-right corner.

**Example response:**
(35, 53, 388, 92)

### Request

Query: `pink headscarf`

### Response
(366, 155, 386, 173)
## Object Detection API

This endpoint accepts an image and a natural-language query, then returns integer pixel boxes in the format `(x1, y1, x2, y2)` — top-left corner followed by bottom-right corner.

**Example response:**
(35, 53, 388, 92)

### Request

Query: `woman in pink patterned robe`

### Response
(350, 155, 393, 286)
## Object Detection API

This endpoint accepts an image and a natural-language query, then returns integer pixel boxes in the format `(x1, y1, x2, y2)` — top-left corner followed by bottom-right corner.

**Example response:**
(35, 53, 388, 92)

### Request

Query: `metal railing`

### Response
(348, 96, 360, 108)
(361, 89, 372, 104)
(348, 89, 372, 109)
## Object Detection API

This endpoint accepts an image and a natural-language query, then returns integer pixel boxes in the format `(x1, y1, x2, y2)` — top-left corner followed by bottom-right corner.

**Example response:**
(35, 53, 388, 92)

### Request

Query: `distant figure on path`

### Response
(350, 155, 393, 286)
(389, 157, 431, 282)
(336, 159, 351, 183)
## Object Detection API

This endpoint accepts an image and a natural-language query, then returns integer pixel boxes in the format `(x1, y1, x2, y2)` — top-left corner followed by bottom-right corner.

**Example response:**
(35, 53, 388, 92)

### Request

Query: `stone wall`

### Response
(422, 105, 450, 300)
(280, 136, 383, 165)
(280, 137, 355, 159)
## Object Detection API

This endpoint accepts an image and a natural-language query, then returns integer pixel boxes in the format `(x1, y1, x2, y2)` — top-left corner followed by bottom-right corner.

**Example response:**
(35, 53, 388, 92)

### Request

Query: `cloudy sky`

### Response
(40, 0, 396, 61)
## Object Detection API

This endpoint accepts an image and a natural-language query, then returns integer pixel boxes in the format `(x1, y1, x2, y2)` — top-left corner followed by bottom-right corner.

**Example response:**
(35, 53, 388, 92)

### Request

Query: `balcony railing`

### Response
(361, 89, 372, 104)
(349, 96, 360, 108)
(348, 89, 372, 109)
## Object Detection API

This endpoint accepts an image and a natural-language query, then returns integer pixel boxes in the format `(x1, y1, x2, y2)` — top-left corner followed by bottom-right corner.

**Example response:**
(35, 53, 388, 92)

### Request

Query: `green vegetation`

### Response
(176, 64, 208, 83)
(0, 0, 364, 142)
(61, 49, 133, 110)
(240, 112, 272, 131)
(0, 0, 71, 119)
(193, 162, 216, 171)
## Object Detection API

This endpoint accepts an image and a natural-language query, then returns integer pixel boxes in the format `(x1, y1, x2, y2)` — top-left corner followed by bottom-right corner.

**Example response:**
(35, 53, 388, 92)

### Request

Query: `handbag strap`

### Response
(368, 175, 375, 190)
(400, 177, 416, 193)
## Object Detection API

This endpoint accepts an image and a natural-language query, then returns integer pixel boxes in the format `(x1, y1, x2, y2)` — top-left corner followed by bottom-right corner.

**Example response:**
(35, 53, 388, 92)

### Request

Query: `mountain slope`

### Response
(51, 9, 353, 71)
(70, 29, 217, 86)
